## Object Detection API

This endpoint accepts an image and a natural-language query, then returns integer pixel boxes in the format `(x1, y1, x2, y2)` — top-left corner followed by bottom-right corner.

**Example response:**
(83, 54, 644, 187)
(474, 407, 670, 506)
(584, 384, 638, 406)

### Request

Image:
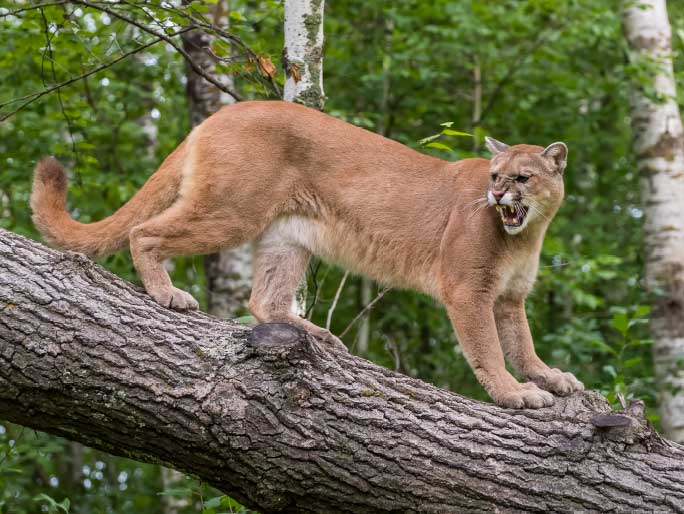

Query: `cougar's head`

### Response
(484, 136, 567, 235)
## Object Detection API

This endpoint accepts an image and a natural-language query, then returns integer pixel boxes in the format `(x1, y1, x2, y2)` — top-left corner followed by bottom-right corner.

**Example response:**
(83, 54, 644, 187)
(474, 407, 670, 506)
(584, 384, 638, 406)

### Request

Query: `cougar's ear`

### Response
(541, 142, 568, 173)
(484, 136, 510, 156)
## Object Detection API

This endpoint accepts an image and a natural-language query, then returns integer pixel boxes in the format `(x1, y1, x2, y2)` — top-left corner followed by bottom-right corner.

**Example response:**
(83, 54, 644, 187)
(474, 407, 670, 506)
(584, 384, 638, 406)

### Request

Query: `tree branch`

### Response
(0, 29, 191, 121)
(0, 228, 683, 513)
(70, 0, 243, 101)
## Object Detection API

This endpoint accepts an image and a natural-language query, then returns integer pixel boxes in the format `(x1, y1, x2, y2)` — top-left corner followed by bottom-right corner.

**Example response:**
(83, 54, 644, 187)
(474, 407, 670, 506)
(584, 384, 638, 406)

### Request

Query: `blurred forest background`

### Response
(1, 0, 683, 513)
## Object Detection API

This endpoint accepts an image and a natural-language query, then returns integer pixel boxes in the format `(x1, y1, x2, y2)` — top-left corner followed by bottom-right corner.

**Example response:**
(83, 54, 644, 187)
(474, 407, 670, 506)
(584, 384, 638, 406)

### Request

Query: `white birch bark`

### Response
(283, 0, 326, 316)
(283, 0, 325, 110)
(622, 0, 684, 443)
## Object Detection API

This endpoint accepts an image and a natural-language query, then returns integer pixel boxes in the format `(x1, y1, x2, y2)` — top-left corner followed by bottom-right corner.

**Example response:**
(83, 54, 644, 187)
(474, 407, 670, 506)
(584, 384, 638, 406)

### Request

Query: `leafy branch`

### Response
(0, 28, 192, 121)
(0, 0, 283, 121)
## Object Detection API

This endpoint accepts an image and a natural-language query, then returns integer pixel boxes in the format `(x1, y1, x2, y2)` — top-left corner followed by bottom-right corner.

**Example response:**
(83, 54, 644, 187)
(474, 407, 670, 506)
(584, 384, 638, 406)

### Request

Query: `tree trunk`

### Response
(622, 0, 684, 443)
(283, 0, 325, 110)
(283, 0, 326, 317)
(181, 0, 253, 321)
(1, 229, 683, 514)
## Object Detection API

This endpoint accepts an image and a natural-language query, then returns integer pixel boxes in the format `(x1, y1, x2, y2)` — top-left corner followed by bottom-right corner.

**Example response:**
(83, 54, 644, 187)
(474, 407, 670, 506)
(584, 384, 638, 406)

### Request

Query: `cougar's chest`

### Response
(498, 250, 540, 298)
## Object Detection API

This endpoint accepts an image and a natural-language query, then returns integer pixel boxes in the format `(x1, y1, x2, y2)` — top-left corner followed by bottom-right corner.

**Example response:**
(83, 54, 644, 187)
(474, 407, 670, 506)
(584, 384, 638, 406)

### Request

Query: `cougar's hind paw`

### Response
(151, 287, 199, 311)
(310, 327, 348, 353)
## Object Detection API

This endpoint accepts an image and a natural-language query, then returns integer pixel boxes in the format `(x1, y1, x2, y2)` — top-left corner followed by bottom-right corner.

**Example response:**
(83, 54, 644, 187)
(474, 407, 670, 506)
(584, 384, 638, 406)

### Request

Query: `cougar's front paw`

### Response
(151, 287, 199, 311)
(531, 368, 584, 396)
(494, 382, 555, 409)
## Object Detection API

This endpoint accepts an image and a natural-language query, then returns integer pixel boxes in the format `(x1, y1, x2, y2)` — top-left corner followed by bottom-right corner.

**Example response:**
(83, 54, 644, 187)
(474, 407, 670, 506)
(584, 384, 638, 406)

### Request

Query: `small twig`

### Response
(326, 270, 350, 331)
(0, 28, 192, 121)
(0, 1, 68, 18)
(385, 337, 402, 372)
(70, 0, 243, 101)
(339, 287, 391, 339)
(41, 7, 79, 161)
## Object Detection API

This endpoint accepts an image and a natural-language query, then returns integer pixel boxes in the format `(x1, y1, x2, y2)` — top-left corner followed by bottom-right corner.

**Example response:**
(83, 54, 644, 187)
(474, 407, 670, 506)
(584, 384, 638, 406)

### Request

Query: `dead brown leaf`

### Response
(257, 56, 277, 78)
(290, 63, 301, 83)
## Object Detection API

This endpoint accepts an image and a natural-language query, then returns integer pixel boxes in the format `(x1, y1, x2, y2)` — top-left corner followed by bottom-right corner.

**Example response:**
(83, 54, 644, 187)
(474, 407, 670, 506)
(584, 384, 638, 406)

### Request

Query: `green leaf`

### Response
(425, 142, 454, 151)
(587, 338, 617, 356)
(234, 315, 257, 325)
(221, 496, 245, 508)
(603, 365, 617, 379)
(635, 305, 651, 317)
(441, 129, 473, 137)
(158, 487, 193, 498)
(611, 312, 629, 336)
(204, 496, 224, 509)
(623, 357, 642, 368)
(58, 498, 70, 514)
(33, 494, 58, 507)
(188, 1, 210, 13)
(418, 133, 442, 145)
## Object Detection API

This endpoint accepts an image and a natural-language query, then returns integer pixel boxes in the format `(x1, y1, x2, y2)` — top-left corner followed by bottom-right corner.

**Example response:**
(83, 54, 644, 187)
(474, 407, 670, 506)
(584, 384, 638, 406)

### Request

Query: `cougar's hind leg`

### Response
(249, 240, 348, 352)
(130, 203, 258, 311)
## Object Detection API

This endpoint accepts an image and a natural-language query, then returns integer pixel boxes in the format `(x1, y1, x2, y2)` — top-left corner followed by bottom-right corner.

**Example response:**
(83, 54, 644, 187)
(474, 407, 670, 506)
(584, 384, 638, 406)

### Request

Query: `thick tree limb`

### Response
(0, 228, 683, 514)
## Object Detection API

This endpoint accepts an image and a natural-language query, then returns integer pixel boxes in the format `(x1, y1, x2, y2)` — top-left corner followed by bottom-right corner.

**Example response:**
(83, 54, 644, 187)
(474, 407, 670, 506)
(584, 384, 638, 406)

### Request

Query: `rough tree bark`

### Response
(182, 0, 253, 320)
(1, 229, 684, 513)
(622, 0, 684, 443)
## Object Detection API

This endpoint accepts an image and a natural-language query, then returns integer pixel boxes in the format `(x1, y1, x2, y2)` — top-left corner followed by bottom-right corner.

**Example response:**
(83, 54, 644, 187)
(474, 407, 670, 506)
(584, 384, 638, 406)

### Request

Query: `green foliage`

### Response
(33, 494, 71, 514)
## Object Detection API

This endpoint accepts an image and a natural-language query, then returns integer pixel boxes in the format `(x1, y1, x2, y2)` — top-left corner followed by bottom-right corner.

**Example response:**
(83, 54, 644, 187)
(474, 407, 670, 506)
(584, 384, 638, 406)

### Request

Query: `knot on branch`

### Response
(248, 323, 323, 367)
(554, 392, 653, 445)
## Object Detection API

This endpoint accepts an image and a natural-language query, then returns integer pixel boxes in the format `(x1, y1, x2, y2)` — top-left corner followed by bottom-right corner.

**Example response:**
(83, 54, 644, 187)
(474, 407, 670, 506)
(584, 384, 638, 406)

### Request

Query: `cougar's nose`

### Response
(492, 190, 506, 203)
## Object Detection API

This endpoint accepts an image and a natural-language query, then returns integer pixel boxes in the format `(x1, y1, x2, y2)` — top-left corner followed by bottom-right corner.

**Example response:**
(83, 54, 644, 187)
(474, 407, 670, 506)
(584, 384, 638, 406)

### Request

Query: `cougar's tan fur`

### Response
(31, 100, 583, 408)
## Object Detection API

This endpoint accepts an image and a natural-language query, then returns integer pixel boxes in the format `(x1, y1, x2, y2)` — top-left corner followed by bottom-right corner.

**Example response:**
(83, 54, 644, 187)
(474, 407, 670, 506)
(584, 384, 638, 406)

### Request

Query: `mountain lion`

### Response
(31, 100, 584, 408)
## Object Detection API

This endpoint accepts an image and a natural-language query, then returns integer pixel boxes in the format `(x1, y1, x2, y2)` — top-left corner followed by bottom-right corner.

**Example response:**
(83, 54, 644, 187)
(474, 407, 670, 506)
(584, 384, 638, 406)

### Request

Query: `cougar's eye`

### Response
(516, 175, 530, 183)
(491, 173, 498, 181)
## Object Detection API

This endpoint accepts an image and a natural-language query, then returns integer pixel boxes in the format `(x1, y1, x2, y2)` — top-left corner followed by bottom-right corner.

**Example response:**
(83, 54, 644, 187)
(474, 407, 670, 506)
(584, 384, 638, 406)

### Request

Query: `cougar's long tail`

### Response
(30, 142, 187, 258)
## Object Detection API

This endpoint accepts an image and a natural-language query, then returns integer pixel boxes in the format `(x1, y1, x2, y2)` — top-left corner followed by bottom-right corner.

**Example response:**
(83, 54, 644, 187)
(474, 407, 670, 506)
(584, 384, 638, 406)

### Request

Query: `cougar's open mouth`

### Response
(495, 204, 528, 227)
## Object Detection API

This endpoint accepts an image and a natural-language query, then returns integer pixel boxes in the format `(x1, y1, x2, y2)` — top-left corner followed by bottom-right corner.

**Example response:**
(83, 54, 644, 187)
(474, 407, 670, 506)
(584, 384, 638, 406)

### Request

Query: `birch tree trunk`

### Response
(181, 1, 253, 320)
(622, 0, 684, 443)
(283, 0, 326, 316)
(283, 0, 325, 110)
(1, 229, 684, 513)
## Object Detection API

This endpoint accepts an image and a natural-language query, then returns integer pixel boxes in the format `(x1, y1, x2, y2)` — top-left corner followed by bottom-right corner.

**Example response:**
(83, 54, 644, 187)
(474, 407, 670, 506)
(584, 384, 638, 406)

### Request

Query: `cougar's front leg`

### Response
(445, 292, 554, 409)
(494, 298, 583, 396)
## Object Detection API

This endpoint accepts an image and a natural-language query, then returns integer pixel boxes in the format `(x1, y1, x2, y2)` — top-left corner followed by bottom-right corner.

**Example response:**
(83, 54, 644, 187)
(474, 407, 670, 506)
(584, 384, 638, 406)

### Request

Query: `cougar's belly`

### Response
(258, 215, 363, 269)
(257, 215, 438, 295)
